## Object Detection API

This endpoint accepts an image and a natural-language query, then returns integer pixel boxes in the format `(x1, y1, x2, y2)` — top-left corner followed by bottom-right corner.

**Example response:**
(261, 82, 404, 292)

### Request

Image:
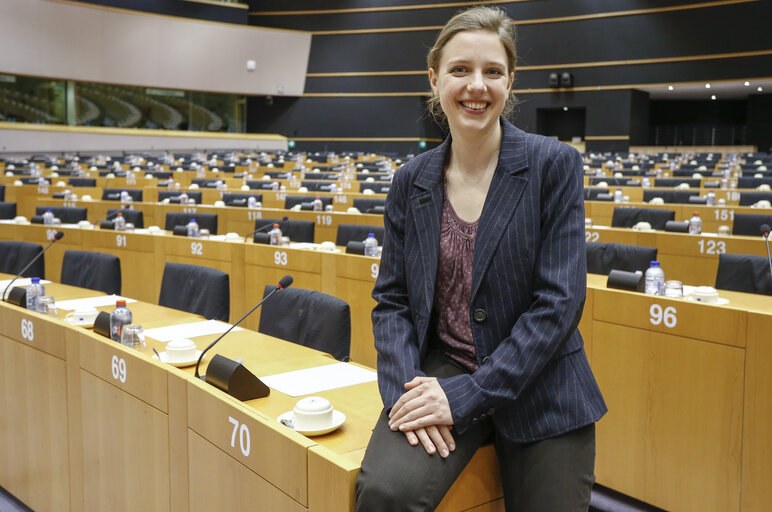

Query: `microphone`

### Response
(97, 210, 121, 229)
(2, 231, 64, 301)
(761, 224, 772, 280)
(192, 275, 293, 400)
(243, 215, 289, 243)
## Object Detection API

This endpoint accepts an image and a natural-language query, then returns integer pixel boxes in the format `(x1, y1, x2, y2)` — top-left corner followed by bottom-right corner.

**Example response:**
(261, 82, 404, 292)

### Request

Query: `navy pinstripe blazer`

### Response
(372, 119, 606, 443)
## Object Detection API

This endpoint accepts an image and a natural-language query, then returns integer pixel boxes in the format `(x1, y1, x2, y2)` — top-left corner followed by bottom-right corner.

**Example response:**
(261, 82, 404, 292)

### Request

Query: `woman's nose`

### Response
(466, 71, 486, 92)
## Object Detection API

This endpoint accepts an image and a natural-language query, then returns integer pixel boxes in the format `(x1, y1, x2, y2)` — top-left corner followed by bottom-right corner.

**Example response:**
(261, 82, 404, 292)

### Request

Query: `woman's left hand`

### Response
(388, 377, 453, 431)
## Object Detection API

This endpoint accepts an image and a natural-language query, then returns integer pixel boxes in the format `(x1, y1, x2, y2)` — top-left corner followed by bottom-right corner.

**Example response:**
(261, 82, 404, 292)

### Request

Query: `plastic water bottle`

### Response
(186, 218, 199, 238)
(271, 181, 279, 191)
(644, 261, 665, 296)
(688, 212, 702, 234)
(113, 212, 126, 231)
(329, 183, 338, 194)
(43, 209, 54, 225)
(120, 190, 131, 203)
(268, 223, 282, 245)
(247, 196, 257, 208)
(312, 196, 323, 212)
(110, 300, 133, 342)
(706, 190, 716, 206)
(364, 233, 379, 257)
(26, 277, 45, 311)
(613, 188, 623, 203)
(178, 191, 189, 204)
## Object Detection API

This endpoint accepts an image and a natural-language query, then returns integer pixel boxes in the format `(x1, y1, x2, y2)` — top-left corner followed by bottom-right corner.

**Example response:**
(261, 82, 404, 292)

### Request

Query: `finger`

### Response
(404, 376, 433, 390)
(403, 430, 419, 446)
(389, 393, 428, 424)
(388, 387, 423, 419)
(414, 427, 436, 455)
(392, 404, 436, 430)
(437, 425, 456, 452)
(425, 426, 449, 458)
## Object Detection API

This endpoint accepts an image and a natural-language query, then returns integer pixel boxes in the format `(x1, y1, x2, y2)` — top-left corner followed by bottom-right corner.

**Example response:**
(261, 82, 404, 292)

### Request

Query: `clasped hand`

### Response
(388, 377, 455, 458)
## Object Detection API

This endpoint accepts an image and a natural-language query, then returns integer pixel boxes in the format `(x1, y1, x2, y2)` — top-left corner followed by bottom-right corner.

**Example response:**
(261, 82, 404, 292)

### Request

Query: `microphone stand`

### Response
(2, 233, 63, 300)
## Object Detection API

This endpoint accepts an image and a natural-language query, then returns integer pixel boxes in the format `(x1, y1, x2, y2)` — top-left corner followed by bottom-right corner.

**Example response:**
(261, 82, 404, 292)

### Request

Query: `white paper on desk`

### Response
(260, 362, 377, 397)
(0, 278, 52, 289)
(143, 320, 242, 342)
(56, 295, 136, 311)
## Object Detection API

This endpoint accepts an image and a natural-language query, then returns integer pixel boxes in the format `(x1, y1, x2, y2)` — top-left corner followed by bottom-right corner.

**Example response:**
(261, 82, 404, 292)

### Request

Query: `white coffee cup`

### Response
(319, 241, 336, 252)
(13, 216, 28, 224)
(224, 232, 241, 241)
(692, 286, 720, 304)
(65, 306, 99, 324)
(165, 338, 197, 362)
(293, 396, 334, 431)
(78, 220, 93, 229)
(633, 221, 652, 231)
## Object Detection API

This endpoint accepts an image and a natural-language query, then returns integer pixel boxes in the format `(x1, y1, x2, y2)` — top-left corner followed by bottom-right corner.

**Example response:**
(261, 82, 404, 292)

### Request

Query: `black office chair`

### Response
(253, 218, 314, 243)
(738, 192, 772, 206)
(106, 209, 144, 229)
(359, 182, 391, 194)
(222, 192, 263, 207)
(158, 262, 230, 321)
(352, 198, 386, 214)
(0, 241, 45, 278)
(586, 242, 658, 275)
(301, 181, 336, 192)
(164, 213, 218, 235)
(246, 181, 279, 190)
(34, 206, 88, 224)
(732, 213, 772, 237)
(284, 195, 333, 210)
(68, 178, 96, 187)
(653, 178, 701, 188)
(0, 202, 16, 219)
(738, 177, 772, 189)
(192, 179, 220, 188)
(258, 286, 351, 361)
(715, 253, 772, 296)
(643, 190, 698, 204)
(583, 188, 611, 201)
(335, 224, 385, 246)
(611, 207, 675, 230)
(158, 190, 203, 204)
(0, 184, 4, 202)
(102, 188, 143, 201)
(61, 250, 121, 295)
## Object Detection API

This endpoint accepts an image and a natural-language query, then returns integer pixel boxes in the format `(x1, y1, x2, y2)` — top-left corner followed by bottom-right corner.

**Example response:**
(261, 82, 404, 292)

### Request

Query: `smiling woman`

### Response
(355, 6, 606, 512)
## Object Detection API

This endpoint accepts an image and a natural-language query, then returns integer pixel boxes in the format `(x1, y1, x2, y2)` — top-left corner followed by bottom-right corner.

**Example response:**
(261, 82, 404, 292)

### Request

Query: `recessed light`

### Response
(563, 106, 568, 111)
(758, 87, 764, 92)
(705, 83, 711, 89)
(744, 81, 750, 86)
(667, 85, 674, 91)
(711, 95, 717, 100)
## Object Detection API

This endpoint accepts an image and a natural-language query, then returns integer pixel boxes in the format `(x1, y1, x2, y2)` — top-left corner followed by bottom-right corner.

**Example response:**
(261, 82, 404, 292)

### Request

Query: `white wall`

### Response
(0, 0, 311, 96)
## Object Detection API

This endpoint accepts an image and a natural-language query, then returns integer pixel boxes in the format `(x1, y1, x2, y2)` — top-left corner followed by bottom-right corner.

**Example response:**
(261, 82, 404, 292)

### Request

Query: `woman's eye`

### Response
(451, 66, 467, 74)
(487, 69, 503, 76)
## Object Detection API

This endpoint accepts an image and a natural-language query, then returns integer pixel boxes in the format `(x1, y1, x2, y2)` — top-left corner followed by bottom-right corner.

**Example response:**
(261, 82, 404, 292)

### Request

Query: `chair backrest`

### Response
(300, 181, 335, 192)
(653, 178, 701, 188)
(258, 286, 351, 361)
(246, 181, 278, 190)
(284, 195, 333, 210)
(61, 250, 121, 295)
(164, 213, 218, 234)
(0, 241, 44, 278)
(192, 179, 220, 188)
(335, 224, 385, 246)
(611, 207, 675, 230)
(715, 253, 772, 295)
(359, 182, 391, 194)
(158, 262, 230, 321)
(158, 190, 203, 204)
(586, 242, 657, 275)
(222, 192, 263, 206)
(642, 190, 697, 204)
(0, 202, 16, 219)
(68, 178, 96, 187)
(732, 213, 772, 236)
(102, 188, 143, 201)
(352, 198, 386, 213)
(0, 184, 4, 202)
(583, 188, 610, 200)
(107, 208, 144, 228)
(253, 218, 314, 243)
(35, 206, 88, 223)
(738, 177, 772, 189)
(739, 192, 772, 206)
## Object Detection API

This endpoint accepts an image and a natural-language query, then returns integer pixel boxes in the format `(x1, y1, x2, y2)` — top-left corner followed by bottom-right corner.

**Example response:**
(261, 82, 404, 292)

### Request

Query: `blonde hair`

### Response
(426, 6, 517, 125)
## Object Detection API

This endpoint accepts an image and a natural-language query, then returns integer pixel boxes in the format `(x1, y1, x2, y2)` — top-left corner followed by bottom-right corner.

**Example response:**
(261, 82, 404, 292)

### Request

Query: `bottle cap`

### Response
(117, 212, 123, 217)
(273, 223, 279, 228)
(650, 261, 660, 267)
(116, 300, 126, 307)
(368, 233, 375, 237)
(693, 211, 699, 216)
(189, 218, 195, 222)
(31, 277, 40, 283)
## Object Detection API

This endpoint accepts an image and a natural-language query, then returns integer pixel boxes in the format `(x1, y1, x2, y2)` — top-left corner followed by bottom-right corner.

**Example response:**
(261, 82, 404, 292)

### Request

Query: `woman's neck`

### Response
(447, 120, 502, 177)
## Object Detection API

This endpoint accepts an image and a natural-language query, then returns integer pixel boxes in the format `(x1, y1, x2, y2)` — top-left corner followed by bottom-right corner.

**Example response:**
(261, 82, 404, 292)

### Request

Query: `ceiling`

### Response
(639, 78, 772, 101)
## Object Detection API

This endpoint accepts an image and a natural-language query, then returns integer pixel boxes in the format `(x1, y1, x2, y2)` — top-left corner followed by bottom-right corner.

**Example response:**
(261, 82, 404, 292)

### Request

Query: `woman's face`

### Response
(429, 29, 514, 137)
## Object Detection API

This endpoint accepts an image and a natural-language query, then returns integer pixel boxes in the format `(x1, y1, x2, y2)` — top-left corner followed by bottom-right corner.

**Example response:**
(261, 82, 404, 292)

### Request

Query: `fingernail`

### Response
(441, 449, 449, 457)
(449, 443, 455, 451)
(399, 424, 406, 430)
(428, 446, 435, 454)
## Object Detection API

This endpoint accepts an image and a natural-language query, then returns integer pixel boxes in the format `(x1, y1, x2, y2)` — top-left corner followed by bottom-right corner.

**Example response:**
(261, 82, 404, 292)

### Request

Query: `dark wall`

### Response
(248, 0, 772, 152)
(747, 94, 772, 152)
(78, 0, 247, 24)
(650, 100, 747, 146)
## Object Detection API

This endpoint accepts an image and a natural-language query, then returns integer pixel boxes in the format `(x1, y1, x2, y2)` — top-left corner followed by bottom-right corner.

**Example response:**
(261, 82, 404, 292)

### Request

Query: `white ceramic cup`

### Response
(692, 286, 720, 304)
(14, 216, 28, 224)
(165, 339, 197, 362)
(77, 220, 93, 229)
(293, 396, 333, 431)
(633, 221, 652, 231)
(65, 306, 99, 324)
(319, 241, 336, 252)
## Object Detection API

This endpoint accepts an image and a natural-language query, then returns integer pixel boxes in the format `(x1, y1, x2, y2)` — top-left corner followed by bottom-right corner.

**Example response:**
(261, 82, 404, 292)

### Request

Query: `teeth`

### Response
(462, 101, 487, 110)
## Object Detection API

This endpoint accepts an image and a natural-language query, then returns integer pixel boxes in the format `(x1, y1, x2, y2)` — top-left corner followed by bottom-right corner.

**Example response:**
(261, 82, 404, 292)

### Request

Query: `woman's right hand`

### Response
(404, 424, 456, 458)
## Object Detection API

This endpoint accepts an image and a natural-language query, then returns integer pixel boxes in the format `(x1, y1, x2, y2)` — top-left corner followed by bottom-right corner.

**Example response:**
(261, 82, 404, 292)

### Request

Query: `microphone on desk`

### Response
(193, 274, 294, 401)
(2, 231, 64, 304)
(243, 215, 289, 243)
(761, 224, 772, 280)
(97, 211, 120, 230)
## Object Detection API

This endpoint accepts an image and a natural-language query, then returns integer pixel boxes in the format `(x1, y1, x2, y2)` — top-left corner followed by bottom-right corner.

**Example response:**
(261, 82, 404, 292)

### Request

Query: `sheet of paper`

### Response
(56, 295, 137, 311)
(0, 278, 52, 289)
(260, 362, 377, 397)
(143, 320, 242, 342)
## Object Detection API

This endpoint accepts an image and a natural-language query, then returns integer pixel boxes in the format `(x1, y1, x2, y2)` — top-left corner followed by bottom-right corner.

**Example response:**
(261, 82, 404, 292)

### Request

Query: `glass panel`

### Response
(0, 74, 66, 124)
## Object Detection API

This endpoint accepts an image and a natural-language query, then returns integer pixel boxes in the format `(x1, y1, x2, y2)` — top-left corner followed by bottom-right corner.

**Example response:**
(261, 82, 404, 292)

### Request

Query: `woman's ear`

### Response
(429, 68, 439, 95)
(507, 71, 514, 90)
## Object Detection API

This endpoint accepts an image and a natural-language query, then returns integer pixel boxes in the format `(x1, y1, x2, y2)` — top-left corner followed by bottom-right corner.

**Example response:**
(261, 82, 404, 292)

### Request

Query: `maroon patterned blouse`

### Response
(433, 194, 479, 372)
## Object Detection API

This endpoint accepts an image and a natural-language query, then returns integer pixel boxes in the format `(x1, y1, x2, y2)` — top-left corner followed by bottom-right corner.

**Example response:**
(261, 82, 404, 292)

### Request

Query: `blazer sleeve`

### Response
(371, 165, 427, 410)
(439, 143, 588, 434)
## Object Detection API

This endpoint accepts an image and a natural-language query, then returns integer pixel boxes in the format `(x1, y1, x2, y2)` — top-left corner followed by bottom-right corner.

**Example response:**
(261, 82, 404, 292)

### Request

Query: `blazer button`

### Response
(487, 408, 496, 416)
(471, 417, 479, 424)
(473, 309, 487, 322)
(482, 356, 491, 364)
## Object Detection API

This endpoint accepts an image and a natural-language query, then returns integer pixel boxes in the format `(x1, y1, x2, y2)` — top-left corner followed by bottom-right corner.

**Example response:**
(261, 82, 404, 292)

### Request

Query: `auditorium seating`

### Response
(0, 202, 16, 219)
(253, 218, 314, 243)
(732, 213, 772, 237)
(715, 253, 772, 295)
(586, 242, 658, 274)
(0, 241, 44, 278)
(34, 206, 88, 224)
(611, 207, 675, 230)
(60, 250, 121, 295)
(336, 224, 385, 246)
(158, 262, 230, 321)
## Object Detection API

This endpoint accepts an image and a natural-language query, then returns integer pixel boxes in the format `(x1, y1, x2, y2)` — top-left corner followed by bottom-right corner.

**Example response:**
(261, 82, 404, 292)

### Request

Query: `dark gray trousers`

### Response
(355, 351, 596, 512)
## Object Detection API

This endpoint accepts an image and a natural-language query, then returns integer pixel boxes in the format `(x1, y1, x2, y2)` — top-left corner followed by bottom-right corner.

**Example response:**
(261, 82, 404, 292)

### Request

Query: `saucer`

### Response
(64, 318, 96, 328)
(686, 295, 729, 305)
(153, 350, 203, 367)
(277, 410, 346, 436)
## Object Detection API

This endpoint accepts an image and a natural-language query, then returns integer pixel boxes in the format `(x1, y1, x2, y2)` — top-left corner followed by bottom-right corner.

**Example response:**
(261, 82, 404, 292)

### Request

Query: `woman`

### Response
(355, 6, 606, 512)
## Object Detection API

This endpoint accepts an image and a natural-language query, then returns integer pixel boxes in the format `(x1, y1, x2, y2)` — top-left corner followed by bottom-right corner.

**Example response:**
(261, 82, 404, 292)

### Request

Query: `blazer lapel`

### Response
(411, 138, 448, 314)
(471, 121, 530, 302)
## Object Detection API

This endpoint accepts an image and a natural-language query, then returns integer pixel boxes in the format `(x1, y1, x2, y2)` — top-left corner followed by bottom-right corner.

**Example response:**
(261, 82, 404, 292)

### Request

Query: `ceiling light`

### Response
(744, 81, 750, 86)
(711, 95, 717, 100)
(705, 83, 711, 89)
(758, 87, 763, 92)
(563, 106, 568, 111)
(667, 85, 674, 91)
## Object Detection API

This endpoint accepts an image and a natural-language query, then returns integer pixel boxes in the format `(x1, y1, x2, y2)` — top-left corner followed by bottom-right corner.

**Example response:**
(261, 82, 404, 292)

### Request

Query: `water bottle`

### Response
(26, 277, 45, 311)
(644, 261, 665, 296)
(120, 190, 131, 203)
(329, 183, 338, 194)
(178, 191, 189, 204)
(113, 212, 126, 231)
(312, 196, 323, 212)
(268, 223, 282, 245)
(613, 188, 623, 203)
(688, 212, 702, 235)
(186, 218, 199, 238)
(364, 233, 379, 257)
(641, 176, 651, 188)
(110, 300, 133, 342)
(271, 181, 279, 191)
(247, 196, 257, 208)
(706, 190, 716, 206)
(43, 209, 54, 225)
